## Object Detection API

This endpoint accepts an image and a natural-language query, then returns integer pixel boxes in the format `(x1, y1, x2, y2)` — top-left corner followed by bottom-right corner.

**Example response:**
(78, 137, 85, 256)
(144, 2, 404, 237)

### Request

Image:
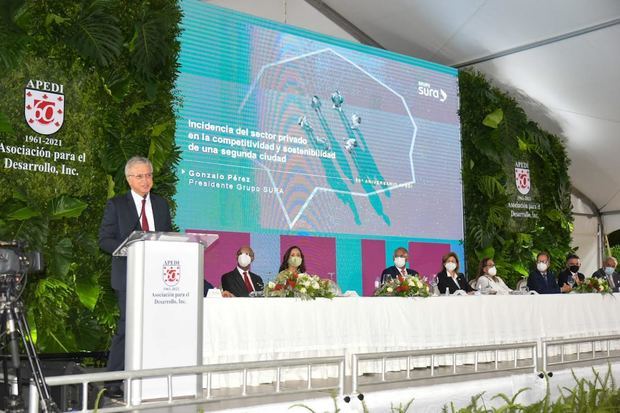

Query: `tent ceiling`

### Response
(206, 0, 620, 219)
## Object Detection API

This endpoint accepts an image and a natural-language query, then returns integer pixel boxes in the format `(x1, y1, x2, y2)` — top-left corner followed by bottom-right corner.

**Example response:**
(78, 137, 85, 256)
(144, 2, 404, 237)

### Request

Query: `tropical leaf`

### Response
(75, 272, 100, 310)
(106, 174, 115, 198)
(148, 123, 173, 172)
(482, 108, 503, 128)
(545, 209, 563, 222)
(0, 0, 28, 69)
(512, 263, 529, 277)
(129, 4, 177, 78)
(45, 13, 68, 28)
(6, 206, 41, 221)
(65, 0, 122, 67)
(476, 175, 505, 197)
(49, 195, 88, 219)
(50, 237, 73, 277)
(475, 245, 495, 260)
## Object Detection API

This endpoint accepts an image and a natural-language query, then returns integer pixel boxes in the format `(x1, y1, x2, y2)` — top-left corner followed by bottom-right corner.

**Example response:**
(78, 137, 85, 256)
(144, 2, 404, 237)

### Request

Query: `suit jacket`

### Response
(221, 269, 264, 297)
(592, 268, 620, 292)
(203, 280, 214, 297)
(527, 268, 560, 294)
(99, 191, 172, 291)
(557, 269, 585, 288)
(436, 269, 474, 294)
(380, 266, 419, 284)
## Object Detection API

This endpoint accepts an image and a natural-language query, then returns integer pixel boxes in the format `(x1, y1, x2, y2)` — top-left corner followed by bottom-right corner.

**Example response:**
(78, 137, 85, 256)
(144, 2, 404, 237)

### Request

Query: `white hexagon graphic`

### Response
(239, 48, 417, 230)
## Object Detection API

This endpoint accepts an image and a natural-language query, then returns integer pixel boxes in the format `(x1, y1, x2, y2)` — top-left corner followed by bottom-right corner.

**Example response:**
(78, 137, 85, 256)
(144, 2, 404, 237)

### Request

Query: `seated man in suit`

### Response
(557, 253, 585, 291)
(527, 251, 571, 294)
(221, 246, 264, 297)
(380, 247, 419, 284)
(592, 256, 620, 292)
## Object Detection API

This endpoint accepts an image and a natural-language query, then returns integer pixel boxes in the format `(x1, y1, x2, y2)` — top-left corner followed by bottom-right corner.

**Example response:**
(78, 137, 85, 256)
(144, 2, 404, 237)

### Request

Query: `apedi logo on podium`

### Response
(163, 260, 181, 286)
(24, 79, 65, 135)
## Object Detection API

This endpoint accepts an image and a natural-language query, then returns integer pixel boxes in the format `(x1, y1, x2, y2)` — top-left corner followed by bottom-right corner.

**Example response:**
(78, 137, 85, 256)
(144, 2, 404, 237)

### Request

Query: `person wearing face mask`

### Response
(379, 247, 419, 284)
(592, 256, 620, 293)
(436, 252, 475, 294)
(221, 246, 264, 297)
(527, 252, 571, 294)
(278, 245, 306, 275)
(557, 253, 585, 291)
(473, 257, 512, 294)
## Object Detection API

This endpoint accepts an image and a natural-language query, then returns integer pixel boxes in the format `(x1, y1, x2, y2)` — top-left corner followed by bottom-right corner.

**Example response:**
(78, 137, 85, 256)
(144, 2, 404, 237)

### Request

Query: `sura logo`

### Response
(417, 81, 447, 103)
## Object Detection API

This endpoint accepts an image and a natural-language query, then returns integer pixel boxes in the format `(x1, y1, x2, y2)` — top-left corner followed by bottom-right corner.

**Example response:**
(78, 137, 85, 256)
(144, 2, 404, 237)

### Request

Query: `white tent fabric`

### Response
(205, 0, 620, 268)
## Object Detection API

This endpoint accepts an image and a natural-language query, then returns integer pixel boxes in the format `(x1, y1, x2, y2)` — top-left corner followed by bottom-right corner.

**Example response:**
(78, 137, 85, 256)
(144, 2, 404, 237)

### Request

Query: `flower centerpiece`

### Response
(264, 270, 336, 299)
(374, 274, 431, 297)
(573, 277, 613, 294)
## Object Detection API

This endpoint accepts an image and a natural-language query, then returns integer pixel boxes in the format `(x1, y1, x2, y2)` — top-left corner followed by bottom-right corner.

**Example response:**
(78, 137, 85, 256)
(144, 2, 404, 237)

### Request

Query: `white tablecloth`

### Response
(202, 293, 620, 385)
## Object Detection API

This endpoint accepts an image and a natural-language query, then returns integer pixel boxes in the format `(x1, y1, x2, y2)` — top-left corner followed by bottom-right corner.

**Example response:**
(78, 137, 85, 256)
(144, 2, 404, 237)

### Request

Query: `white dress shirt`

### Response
(130, 190, 155, 231)
(237, 267, 255, 290)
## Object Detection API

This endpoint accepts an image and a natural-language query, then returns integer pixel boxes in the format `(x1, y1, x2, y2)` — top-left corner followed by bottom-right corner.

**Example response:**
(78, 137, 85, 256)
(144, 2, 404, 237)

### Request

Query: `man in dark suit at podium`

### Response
(99, 156, 172, 386)
(380, 247, 419, 285)
(221, 246, 264, 297)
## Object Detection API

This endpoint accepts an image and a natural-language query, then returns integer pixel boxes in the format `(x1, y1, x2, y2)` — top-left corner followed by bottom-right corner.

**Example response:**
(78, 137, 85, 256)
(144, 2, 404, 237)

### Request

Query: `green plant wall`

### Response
(459, 70, 573, 288)
(0, 0, 181, 352)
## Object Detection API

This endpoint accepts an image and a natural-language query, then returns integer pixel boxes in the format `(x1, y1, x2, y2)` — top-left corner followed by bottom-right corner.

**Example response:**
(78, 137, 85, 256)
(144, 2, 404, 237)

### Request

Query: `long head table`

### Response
(203, 293, 620, 367)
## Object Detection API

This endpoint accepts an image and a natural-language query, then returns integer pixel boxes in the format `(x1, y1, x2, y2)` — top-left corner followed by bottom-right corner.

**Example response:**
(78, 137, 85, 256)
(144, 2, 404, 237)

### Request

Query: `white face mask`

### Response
(487, 266, 497, 276)
(537, 262, 548, 272)
(394, 257, 406, 268)
(237, 253, 252, 268)
(288, 256, 302, 268)
(445, 262, 457, 272)
(604, 267, 615, 276)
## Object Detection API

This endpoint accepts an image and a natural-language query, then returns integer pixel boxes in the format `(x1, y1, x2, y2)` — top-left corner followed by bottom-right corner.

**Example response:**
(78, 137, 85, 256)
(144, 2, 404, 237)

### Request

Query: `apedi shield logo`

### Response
(418, 81, 447, 103)
(24, 79, 65, 135)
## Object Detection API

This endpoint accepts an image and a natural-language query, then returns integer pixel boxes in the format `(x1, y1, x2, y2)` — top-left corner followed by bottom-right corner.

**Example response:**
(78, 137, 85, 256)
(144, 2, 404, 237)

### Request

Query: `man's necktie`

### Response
(141, 198, 149, 231)
(243, 271, 254, 293)
(400, 268, 407, 277)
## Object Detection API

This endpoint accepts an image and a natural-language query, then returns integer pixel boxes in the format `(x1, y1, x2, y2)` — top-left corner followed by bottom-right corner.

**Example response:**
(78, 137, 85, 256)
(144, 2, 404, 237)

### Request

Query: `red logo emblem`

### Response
(24, 88, 64, 135)
(163, 264, 181, 286)
(515, 167, 531, 195)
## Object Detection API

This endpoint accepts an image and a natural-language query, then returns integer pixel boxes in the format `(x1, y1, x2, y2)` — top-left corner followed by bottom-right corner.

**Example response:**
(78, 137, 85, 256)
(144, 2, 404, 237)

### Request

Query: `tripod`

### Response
(0, 276, 59, 413)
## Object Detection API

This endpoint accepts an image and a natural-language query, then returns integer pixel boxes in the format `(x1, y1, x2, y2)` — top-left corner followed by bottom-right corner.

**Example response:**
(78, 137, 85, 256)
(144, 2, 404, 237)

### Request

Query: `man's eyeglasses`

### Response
(128, 173, 153, 180)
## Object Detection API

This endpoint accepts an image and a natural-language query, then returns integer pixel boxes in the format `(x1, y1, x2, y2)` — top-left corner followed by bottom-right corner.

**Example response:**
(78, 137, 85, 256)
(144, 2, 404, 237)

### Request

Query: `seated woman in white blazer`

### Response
(474, 257, 512, 294)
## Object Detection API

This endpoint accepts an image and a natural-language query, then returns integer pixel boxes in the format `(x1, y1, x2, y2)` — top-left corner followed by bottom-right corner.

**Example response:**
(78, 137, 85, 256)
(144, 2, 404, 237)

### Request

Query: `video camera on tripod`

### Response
(0, 240, 43, 288)
(0, 241, 58, 413)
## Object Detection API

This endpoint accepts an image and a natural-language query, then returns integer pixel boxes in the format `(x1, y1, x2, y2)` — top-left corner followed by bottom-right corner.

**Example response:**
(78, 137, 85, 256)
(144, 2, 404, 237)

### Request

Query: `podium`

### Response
(113, 231, 218, 403)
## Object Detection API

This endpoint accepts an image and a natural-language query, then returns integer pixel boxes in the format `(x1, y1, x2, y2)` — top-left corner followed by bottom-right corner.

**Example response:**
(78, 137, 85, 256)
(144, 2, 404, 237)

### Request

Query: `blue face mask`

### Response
(604, 267, 615, 276)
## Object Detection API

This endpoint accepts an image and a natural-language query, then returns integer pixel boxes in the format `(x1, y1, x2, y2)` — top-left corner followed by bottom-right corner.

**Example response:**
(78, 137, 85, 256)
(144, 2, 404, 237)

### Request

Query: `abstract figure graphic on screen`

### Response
(309, 91, 391, 225)
(239, 47, 418, 231)
(299, 108, 362, 225)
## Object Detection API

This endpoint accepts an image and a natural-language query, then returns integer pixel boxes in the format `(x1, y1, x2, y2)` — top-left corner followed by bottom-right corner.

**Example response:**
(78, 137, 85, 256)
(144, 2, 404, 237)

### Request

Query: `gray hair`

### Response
(605, 256, 618, 267)
(124, 156, 152, 177)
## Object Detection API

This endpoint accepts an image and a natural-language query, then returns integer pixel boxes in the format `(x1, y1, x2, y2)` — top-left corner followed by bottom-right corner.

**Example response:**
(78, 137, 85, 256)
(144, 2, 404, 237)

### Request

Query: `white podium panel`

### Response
(126, 239, 204, 403)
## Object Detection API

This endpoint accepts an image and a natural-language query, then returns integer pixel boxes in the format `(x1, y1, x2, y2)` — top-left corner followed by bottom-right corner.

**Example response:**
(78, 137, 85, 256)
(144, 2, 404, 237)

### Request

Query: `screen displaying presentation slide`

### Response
(174, 0, 464, 293)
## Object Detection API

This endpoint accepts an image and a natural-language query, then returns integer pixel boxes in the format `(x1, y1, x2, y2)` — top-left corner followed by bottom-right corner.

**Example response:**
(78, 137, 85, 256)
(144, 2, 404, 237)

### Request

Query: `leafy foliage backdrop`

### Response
(0, 3, 573, 352)
(459, 70, 573, 288)
(0, 0, 181, 352)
